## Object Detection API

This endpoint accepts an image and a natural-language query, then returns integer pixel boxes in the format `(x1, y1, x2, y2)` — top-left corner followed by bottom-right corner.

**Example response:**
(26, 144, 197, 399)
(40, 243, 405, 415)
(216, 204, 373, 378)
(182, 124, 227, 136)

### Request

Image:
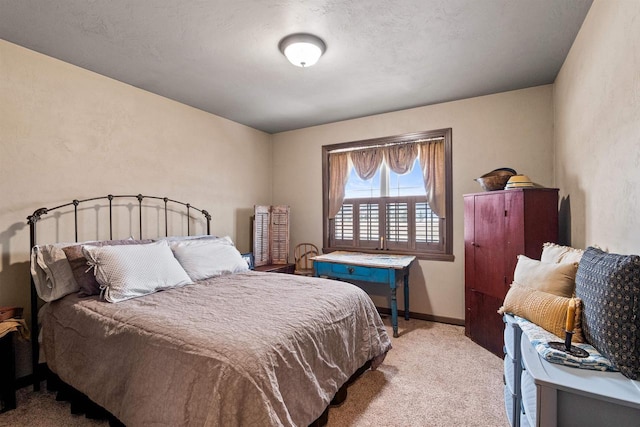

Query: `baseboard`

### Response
(375, 307, 464, 326)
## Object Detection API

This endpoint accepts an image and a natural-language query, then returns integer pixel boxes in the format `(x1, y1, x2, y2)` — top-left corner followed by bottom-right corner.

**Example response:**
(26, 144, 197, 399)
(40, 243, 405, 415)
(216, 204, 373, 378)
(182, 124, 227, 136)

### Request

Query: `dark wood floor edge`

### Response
(375, 307, 464, 326)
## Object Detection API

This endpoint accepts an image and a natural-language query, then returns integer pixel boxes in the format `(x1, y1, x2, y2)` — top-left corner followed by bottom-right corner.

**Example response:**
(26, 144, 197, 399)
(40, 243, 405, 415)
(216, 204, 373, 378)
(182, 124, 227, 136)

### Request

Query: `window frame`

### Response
(322, 128, 454, 261)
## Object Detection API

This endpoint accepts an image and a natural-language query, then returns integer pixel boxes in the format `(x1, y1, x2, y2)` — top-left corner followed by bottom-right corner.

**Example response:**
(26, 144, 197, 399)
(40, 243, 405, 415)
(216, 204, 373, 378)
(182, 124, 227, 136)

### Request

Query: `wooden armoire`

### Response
(464, 188, 558, 356)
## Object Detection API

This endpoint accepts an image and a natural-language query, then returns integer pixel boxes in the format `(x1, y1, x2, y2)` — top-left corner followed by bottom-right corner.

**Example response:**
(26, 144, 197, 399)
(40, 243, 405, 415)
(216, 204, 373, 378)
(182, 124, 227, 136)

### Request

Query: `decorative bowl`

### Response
(475, 168, 517, 191)
(505, 174, 534, 189)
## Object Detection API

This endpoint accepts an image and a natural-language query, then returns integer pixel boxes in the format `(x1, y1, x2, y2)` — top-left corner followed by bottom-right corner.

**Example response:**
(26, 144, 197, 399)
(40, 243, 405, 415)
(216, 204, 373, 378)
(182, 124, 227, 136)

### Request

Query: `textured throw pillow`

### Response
(541, 242, 585, 264)
(499, 284, 584, 342)
(63, 239, 153, 297)
(513, 255, 577, 297)
(575, 247, 640, 380)
(170, 237, 249, 281)
(30, 242, 80, 302)
(540, 242, 569, 263)
(82, 240, 192, 303)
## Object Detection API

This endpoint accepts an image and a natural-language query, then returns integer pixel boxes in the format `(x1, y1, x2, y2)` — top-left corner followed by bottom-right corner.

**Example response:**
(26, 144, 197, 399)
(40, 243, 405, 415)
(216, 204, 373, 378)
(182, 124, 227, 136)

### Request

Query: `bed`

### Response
(27, 194, 391, 426)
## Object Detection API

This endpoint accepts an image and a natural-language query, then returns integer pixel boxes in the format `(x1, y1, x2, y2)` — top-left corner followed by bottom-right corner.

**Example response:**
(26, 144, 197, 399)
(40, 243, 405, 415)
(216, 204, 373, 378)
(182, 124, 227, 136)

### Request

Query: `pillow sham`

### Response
(541, 242, 585, 264)
(513, 255, 577, 298)
(31, 243, 80, 302)
(62, 239, 153, 297)
(499, 283, 584, 342)
(575, 247, 640, 380)
(154, 234, 223, 243)
(170, 237, 249, 281)
(82, 240, 192, 303)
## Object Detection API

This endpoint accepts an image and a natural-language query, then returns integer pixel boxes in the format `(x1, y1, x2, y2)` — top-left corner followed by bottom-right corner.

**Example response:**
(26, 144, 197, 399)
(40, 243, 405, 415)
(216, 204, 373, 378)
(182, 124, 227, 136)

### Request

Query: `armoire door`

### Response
(464, 188, 558, 357)
(464, 192, 510, 356)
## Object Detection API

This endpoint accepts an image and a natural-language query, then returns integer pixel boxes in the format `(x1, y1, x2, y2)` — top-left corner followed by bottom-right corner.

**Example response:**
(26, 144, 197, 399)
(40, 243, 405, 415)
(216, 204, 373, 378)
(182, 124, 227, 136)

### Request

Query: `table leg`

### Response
(404, 272, 410, 320)
(0, 333, 16, 412)
(390, 286, 399, 338)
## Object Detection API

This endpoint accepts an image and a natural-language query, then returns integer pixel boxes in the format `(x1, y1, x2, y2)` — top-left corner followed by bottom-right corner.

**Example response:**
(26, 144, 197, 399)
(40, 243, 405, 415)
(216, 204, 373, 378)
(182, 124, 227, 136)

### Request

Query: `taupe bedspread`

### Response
(42, 271, 391, 426)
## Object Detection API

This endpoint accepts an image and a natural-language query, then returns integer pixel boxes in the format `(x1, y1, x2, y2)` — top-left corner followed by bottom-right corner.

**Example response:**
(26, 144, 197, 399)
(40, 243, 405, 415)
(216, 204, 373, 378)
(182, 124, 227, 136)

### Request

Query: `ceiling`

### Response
(0, 0, 593, 134)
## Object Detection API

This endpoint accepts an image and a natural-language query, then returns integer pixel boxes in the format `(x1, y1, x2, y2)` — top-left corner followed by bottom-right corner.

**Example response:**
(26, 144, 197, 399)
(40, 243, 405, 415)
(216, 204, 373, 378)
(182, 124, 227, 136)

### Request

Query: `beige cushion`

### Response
(513, 255, 577, 297)
(541, 242, 585, 264)
(500, 284, 584, 342)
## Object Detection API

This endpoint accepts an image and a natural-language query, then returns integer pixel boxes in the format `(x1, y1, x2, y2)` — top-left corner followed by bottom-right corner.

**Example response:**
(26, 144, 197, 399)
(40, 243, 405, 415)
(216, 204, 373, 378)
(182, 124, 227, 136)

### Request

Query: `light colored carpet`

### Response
(0, 318, 507, 427)
(327, 318, 507, 427)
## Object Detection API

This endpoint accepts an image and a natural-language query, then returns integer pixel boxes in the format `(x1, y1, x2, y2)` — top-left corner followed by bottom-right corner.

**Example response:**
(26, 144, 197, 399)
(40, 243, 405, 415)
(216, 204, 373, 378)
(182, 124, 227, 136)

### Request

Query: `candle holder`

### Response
(548, 330, 589, 358)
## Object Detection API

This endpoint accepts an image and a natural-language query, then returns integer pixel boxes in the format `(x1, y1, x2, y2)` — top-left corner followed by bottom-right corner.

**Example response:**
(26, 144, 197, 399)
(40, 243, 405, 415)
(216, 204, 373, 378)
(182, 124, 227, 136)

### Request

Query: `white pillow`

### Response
(31, 242, 80, 302)
(154, 234, 224, 243)
(82, 240, 192, 303)
(170, 237, 249, 281)
(541, 242, 585, 264)
(513, 255, 577, 298)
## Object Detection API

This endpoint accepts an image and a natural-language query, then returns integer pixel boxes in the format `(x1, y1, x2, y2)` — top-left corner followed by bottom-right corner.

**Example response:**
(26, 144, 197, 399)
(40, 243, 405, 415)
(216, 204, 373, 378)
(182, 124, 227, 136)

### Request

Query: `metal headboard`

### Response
(26, 194, 212, 390)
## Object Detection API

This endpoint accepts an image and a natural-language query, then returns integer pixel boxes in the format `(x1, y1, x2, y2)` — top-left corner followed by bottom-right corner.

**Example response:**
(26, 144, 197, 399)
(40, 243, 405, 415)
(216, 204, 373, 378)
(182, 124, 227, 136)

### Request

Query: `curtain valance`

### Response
(327, 139, 445, 219)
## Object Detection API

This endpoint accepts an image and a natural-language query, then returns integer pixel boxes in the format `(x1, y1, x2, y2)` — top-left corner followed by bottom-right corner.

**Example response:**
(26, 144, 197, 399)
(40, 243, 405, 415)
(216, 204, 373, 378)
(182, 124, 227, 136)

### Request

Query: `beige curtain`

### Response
(418, 140, 446, 218)
(351, 148, 383, 180)
(384, 142, 418, 174)
(328, 152, 351, 219)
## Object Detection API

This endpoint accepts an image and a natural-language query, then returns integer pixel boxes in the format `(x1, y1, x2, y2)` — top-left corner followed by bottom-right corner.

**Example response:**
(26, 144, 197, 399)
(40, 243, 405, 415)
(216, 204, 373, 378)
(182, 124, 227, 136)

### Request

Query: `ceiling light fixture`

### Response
(279, 33, 326, 68)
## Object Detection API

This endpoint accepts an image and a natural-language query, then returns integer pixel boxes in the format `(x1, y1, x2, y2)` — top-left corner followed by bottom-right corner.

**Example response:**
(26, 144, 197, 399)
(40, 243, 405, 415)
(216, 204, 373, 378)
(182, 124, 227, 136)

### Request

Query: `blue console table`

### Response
(312, 251, 416, 338)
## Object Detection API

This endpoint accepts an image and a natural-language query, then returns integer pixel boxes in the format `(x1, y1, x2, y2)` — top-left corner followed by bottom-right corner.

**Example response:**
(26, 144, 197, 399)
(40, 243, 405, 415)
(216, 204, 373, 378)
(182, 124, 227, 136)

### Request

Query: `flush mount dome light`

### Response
(279, 33, 326, 67)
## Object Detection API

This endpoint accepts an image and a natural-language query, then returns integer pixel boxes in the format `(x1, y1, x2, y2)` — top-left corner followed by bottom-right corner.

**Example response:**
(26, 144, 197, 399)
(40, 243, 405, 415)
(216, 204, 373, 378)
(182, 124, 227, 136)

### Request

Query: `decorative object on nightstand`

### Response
(241, 252, 255, 270)
(0, 306, 29, 413)
(294, 243, 319, 276)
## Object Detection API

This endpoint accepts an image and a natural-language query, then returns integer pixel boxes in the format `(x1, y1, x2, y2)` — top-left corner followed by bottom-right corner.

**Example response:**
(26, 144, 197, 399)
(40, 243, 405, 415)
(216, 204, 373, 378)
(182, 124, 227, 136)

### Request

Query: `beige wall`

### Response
(0, 40, 272, 348)
(272, 86, 554, 321)
(554, 0, 640, 254)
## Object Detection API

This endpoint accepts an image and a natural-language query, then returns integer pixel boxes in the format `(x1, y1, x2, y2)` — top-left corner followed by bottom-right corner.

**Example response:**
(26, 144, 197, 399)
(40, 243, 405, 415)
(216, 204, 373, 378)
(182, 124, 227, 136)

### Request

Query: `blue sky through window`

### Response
(344, 168, 381, 198)
(389, 158, 426, 196)
(344, 158, 426, 198)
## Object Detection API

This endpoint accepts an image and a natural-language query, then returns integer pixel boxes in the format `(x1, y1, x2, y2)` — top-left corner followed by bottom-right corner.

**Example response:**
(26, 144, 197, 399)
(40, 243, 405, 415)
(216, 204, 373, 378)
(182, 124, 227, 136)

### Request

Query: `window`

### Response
(322, 129, 453, 261)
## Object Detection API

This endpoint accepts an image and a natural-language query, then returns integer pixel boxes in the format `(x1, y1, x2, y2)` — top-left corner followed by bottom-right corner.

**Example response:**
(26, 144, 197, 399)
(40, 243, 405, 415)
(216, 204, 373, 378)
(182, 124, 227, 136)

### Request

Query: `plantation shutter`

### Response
(333, 203, 354, 244)
(253, 205, 271, 267)
(357, 202, 379, 248)
(386, 201, 410, 250)
(270, 205, 290, 264)
(253, 205, 290, 266)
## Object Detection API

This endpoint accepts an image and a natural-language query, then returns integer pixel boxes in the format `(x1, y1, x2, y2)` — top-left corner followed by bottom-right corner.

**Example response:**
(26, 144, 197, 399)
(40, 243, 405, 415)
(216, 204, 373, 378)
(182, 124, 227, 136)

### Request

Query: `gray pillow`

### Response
(575, 247, 640, 380)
